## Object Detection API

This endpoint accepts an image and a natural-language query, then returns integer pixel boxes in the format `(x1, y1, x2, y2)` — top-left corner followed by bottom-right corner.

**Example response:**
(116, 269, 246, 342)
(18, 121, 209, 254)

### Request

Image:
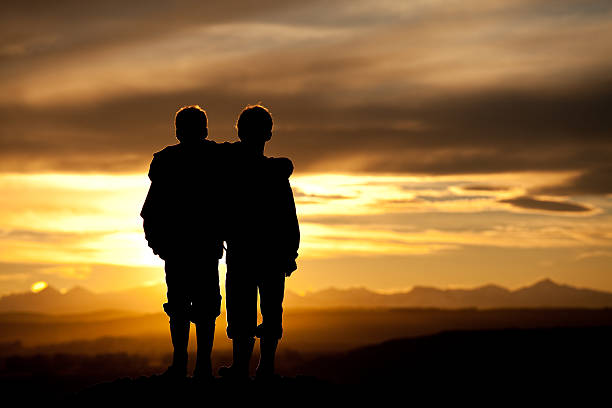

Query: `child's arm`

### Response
(283, 177, 300, 276)
(140, 155, 168, 259)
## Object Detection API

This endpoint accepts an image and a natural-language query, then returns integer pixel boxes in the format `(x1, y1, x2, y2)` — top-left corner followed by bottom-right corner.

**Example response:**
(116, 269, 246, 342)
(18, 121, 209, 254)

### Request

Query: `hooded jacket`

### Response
(140, 139, 225, 260)
(223, 144, 300, 275)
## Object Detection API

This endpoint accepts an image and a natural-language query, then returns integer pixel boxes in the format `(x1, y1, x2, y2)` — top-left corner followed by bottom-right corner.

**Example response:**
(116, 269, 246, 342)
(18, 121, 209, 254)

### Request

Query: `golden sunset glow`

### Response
(30, 281, 48, 293)
(1, 3, 612, 401)
(0, 169, 611, 294)
(0, 0, 611, 297)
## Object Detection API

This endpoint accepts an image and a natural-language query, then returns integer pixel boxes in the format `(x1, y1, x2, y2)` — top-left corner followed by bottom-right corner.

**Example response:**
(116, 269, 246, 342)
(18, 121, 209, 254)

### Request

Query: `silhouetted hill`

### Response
(0, 284, 165, 314)
(297, 326, 612, 392)
(2, 279, 612, 314)
(285, 278, 612, 309)
(3, 307, 612, 352)
(0, 310, 169, 345)
(10, 326, 607, 402)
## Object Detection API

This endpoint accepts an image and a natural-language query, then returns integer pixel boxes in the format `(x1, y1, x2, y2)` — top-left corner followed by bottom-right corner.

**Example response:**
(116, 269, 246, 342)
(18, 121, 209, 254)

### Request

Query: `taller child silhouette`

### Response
(220, 105, 300, 380)
(140, 106, 223, 381)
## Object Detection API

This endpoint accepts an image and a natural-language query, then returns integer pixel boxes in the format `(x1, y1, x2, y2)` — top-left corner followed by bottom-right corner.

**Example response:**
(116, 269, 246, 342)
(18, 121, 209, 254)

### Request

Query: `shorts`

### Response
(225, 257, 285, 340)
(163, 256, 221, 323)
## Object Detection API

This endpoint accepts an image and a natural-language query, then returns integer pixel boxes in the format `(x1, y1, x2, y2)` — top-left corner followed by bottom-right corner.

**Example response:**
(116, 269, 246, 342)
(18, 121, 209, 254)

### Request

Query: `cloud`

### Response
(498, 196, 592, 213)
(0, 229, 105, 244)
(461, 185, 512, 192)
(40, 265, 92, 279)
(530, 166, 612, 196)
(374, 198, 425, 205)
(0, 0, 610, 196)
(0, 0, 330, 62)
(0, 273, 29, 282)
(1, 75, 611, 178)
(413, 195, 492, 203)
(293, 188, 353, 200)
(299, 217, 611, 258)
(575, 250, 612, 260)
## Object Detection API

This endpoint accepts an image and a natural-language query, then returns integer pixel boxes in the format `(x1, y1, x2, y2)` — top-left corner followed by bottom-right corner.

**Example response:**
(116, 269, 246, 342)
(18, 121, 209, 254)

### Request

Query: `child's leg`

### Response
(168, 317, 190, 372)
(257, 337, 279, 377)
(194, 319, 215, 378)
(163, 259, 191, 376)
(221, 260, 257, 378)
(256, 270, 286, 378)
(191, 258, 221, 379)
(226, 336, 255, 378)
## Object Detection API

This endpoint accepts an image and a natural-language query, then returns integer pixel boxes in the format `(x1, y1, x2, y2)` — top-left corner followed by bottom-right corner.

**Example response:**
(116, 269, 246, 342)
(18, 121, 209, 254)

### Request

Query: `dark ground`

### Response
(2, 325, 610, 403)
(4, 307, 612, 350)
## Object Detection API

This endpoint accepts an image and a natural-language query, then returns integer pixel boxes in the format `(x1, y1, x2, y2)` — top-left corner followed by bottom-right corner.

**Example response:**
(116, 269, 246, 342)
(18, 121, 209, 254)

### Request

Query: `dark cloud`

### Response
(374, 198, 424, 205)
(531, 166, 612, 196)
(0, 1, 329, 62)
(498, 196, 592, 213)
(7, 0, 594, 64)
(461, 185, 511, 192)
(299, 213, 507, 229)
(1, 73, 611, 176)
(0, 0, 610, 194)
(293, 188, 353, 200)
(371, 196, 494, 207)
(416, 195, 492, 202)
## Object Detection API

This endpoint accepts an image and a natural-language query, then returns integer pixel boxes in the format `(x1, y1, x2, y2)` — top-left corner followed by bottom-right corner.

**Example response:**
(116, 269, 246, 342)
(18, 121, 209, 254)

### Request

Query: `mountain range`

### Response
(1, 278, 612, 314)
(284, 278, 612, 309)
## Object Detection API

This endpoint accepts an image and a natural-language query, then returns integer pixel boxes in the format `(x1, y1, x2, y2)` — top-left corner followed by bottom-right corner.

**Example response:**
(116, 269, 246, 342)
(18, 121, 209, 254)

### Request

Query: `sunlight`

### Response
(290, 171, 582, 217)
(0, 171, 609, 292)
(31, 281, 48, 293)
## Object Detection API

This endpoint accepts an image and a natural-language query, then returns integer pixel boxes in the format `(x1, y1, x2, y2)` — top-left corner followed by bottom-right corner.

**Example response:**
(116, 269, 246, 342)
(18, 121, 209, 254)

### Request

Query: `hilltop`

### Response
(32, 325, 610, 403)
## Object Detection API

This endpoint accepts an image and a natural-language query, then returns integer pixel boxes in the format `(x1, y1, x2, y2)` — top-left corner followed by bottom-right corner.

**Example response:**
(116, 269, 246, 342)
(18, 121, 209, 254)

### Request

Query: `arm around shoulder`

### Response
(285, 178, 300, 276)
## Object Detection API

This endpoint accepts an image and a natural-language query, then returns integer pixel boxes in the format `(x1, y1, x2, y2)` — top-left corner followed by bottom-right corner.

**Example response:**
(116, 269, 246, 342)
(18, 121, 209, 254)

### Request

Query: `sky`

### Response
(0, 0, 611, 296)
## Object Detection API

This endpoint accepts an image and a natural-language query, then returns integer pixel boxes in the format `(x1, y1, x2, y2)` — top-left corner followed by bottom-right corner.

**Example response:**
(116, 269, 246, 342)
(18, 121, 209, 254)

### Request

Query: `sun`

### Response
(31, 281, 48, 293)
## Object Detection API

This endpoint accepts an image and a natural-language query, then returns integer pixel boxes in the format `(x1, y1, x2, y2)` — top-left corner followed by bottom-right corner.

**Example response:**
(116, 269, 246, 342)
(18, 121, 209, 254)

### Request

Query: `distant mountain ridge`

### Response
(285, 279, 612, 309)
(0, 285, 164, 314)
(1, 279, 611, 314)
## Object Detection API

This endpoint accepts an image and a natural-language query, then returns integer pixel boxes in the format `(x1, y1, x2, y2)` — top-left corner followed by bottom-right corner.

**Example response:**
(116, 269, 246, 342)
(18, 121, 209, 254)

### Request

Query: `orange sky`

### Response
(0, 0, 611, 295)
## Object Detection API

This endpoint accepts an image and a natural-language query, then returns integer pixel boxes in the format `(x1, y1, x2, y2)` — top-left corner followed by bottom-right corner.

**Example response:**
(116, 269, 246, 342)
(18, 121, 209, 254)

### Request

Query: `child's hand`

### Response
(285, 259, 297, 277)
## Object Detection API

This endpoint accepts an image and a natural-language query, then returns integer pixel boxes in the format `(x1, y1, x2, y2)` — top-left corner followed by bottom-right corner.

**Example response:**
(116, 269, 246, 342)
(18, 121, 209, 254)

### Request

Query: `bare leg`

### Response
(167, 318, 189, 377)
(256, 337, 279, 378)
(194, 320, 215, 379)
(219, 336, 255, 379)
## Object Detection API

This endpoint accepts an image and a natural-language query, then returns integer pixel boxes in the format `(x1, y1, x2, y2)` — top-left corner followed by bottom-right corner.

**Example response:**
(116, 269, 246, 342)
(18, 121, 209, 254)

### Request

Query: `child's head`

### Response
(175, 105, 208, 143)
(236, 104, 273, 145)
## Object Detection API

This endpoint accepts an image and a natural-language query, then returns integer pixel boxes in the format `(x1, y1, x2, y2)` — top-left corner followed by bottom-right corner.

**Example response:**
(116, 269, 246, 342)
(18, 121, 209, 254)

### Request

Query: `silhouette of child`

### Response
(141, 105, 224, 381)
(220, 105, 300, 380)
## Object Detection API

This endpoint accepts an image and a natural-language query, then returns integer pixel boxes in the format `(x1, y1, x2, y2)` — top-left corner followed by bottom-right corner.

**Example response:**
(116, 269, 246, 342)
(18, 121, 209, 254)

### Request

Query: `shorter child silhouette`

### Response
(141, 105, 224, 381)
